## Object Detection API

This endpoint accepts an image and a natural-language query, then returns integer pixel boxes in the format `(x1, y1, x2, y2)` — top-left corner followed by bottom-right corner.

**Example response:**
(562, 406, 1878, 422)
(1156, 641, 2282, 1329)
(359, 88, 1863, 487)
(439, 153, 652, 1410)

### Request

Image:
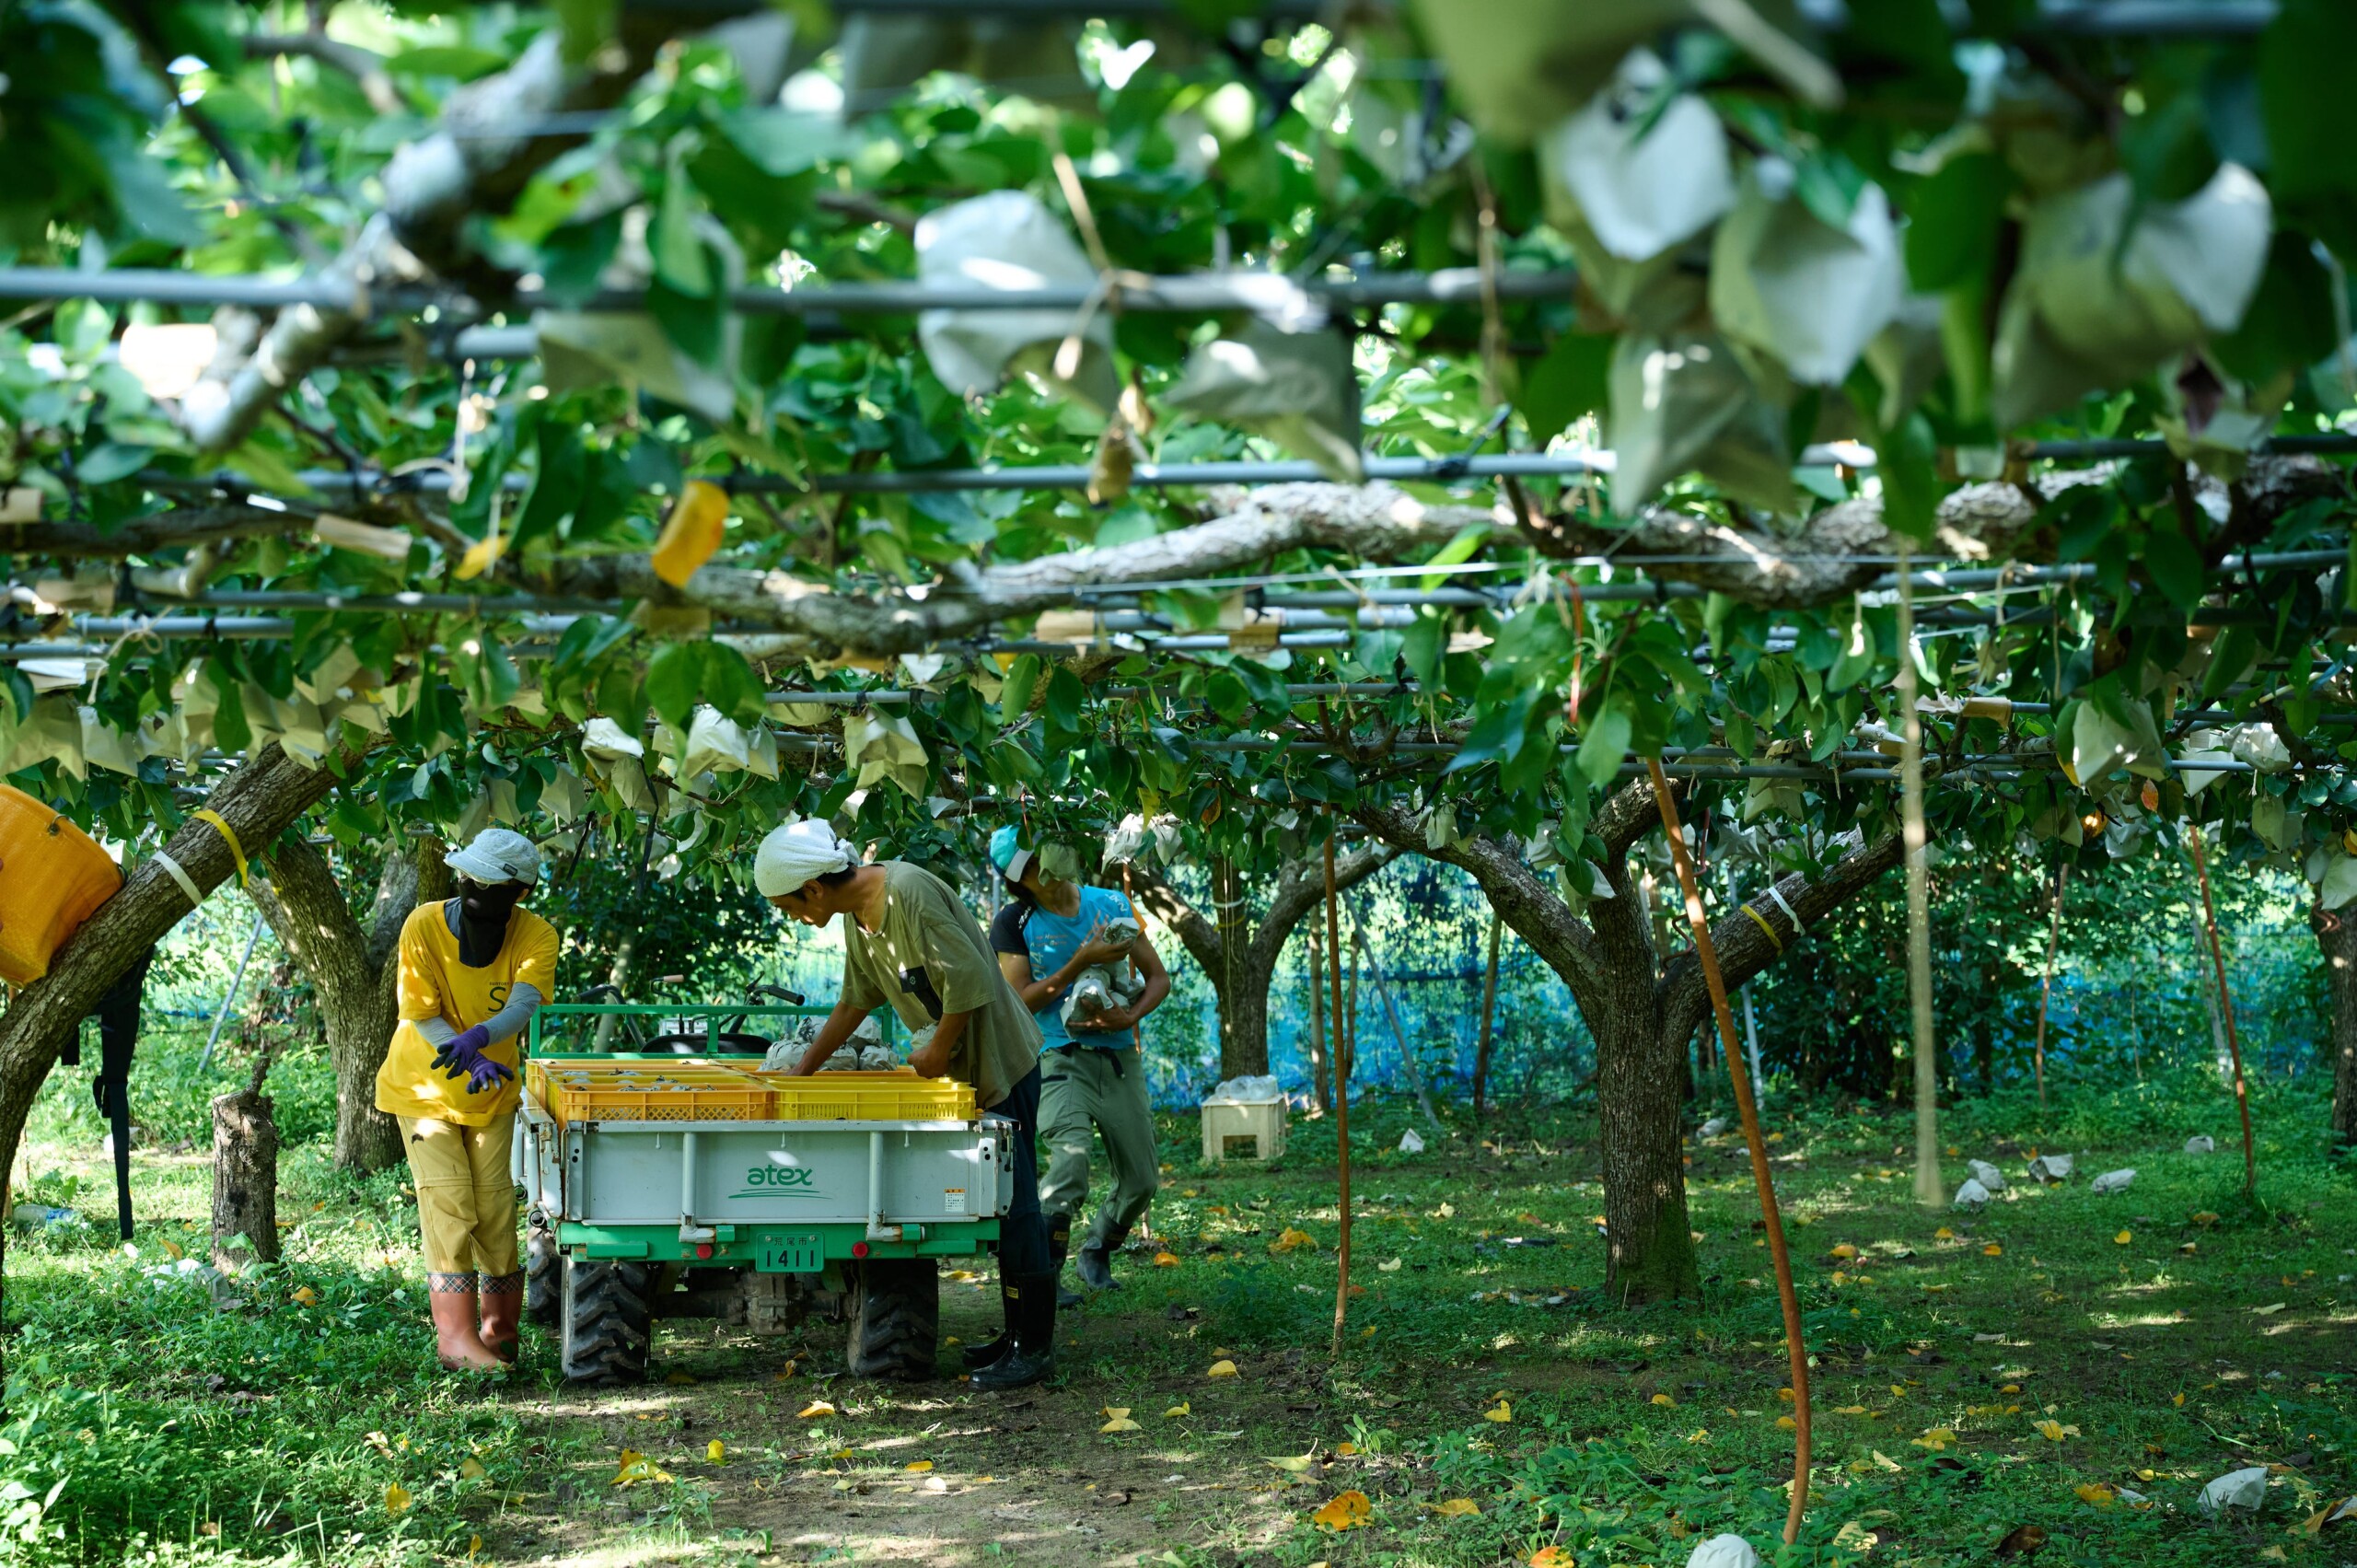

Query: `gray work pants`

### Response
(1038, 1043, 1159, 1250)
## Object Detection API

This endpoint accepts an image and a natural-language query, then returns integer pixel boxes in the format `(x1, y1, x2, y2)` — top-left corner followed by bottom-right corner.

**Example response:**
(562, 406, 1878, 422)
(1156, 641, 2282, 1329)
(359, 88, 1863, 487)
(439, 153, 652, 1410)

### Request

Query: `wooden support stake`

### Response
(2032, 862, 2068, 1109)
(1474, 915, 1502, 1122)
(1325, 826, 1353, 1358)
(1646, 760, 1811, 1544)
(2187, 827, 2258, 1197)
(1896, 552, 1943, 1208)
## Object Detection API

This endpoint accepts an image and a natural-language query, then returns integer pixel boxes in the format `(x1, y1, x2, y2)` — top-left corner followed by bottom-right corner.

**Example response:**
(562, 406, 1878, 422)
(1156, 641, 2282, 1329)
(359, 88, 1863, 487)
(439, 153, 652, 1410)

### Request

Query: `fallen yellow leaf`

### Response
(1778, 1387, 1796, 1402)
(1432, 1202, 1456, 1219)
(1983, 1243, 2003, 1257)
(291, 1285, 319, 1306)
(2076, 1482, 2117, 1507)
(2033, 1420, 2077, 1442)
(1335, 1441, 1358, 1456)
(1776, 1415, 1797, 1430)
(1483, 1400, 1513, 1423)
(904, 1459, 933, 1472)
(459, 1456, 487, 1481)
(1913, 1428, 1956, 1450)
(1935, 1226, 1956, 1240)
(1831, 1243, 1859, 1260)
(1100, 1408, 1142, 1433)
(798, 1401, 838, 1419)
(1530, 1550, 1576, 1568)
(2115, 1231, 2132, 1246)
(1434, 1498, 1481, 1516)
(1311, 1490, 1372, 1531)
(384, 1483, 412, 1516)
(2172, 1392, 2185, 1407)
(1651, 1393, 1678, 1408)
(1154, 1251, 1181, 1267)
(1164, 1402, 1191, 1418)
(612, 1449, 674, 1486)
(1687, 1429, 1712, 1444)
(1268, 1453, 1316, 1473)
(1207, 1360, 1238, 1378)
(2192, 1211, 2219, 1226)
(1270, 1227, 1318, 1254)
(709, 1441, 726, 1463)
(469, 1534, 482, 1560)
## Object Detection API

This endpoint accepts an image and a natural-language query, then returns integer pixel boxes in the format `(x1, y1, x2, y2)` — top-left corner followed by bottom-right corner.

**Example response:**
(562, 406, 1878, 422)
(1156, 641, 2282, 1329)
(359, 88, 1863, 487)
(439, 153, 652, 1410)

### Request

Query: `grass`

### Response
(4, 1028, 2351, 1567)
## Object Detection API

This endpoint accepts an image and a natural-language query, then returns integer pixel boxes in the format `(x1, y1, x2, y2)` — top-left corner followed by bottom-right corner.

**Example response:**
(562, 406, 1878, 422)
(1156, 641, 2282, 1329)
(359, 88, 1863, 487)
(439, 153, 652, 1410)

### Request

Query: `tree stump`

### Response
(211, 1076, 280, 1269)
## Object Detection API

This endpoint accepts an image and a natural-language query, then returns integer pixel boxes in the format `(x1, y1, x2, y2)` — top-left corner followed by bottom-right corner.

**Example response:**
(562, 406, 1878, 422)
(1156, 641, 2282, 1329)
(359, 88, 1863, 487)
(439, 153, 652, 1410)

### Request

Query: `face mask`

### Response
(457, 878, 525, 966)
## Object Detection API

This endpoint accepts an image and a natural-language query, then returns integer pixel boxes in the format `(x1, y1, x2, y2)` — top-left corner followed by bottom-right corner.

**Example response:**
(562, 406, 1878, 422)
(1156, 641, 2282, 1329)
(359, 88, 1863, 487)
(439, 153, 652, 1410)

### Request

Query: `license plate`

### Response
(755, 1233, 824, 1273)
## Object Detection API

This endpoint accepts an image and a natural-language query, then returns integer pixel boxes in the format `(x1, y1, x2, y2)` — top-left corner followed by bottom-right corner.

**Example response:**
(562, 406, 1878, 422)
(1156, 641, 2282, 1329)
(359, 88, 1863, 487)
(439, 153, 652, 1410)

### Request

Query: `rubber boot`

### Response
(1074, 1224, 1130, 1293)
(963, 1275, 1018, 1373)
(427, 1272, 503, 1372)
(1050, 1221, 1081, 1310)
(970, 1272, 1056, 1390)
(478, 1270, 526, 1365)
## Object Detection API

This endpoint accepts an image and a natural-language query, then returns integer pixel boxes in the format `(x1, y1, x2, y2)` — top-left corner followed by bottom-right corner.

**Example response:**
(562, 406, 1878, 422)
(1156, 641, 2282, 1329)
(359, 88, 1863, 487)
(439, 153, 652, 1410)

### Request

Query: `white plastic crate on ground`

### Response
(1200, 1098, 1287, 1162)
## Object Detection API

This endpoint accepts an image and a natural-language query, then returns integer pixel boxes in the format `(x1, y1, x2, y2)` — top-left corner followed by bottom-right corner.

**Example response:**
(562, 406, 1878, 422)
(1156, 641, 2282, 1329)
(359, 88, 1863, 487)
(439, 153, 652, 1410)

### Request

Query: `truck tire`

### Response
(561, 1256, 656, 1385)
(843, 1258, 937, 1381)
(525, 1222, 561, 1328)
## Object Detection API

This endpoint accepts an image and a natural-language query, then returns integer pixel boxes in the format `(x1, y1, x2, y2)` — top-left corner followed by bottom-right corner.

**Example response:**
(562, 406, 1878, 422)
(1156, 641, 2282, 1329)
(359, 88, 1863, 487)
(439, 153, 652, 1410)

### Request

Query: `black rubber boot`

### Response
(970, 1272, 1055, 1390)
(964, 1276, 1020, 1371)
(1074, 1224, 1130, 1293)
(1050, 1221, 1081, 1310)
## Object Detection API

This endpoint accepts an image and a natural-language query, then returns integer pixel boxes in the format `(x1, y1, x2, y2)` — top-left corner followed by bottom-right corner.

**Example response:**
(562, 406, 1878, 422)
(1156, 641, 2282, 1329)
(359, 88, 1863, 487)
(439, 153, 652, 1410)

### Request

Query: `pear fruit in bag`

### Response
(916, 191, 1120, 415)
(1710, 163, 1904, 386)
(1166, 319, 1364, 482)
(1991, 164, 2270, 428)
(1607, 330, 1794, 516)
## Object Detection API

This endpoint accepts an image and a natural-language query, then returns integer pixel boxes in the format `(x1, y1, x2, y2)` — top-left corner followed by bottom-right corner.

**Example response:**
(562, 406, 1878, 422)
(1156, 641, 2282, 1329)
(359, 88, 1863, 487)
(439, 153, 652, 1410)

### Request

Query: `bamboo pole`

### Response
(2032, 862, 2069, 1109)
(1474, 915, 1502, 1121)
(1645, 760, 1811, 1544)
(1306, 932, 1329, 1115)
(1324, 826, 1353, 1358)
(2187, 827, 2258, 1197)
(1896, 554, 1944, 1208)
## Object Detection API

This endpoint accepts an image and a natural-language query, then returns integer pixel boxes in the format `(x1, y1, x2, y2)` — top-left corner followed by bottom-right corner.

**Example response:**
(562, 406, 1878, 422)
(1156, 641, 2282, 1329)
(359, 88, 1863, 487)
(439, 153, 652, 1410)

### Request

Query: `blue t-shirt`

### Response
(988, 884, 1134, 1053)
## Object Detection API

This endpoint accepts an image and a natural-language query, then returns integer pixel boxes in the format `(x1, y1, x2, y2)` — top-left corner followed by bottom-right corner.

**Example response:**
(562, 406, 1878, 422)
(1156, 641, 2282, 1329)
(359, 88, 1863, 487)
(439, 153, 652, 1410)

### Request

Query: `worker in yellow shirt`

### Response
(375, 829, 558, 1371)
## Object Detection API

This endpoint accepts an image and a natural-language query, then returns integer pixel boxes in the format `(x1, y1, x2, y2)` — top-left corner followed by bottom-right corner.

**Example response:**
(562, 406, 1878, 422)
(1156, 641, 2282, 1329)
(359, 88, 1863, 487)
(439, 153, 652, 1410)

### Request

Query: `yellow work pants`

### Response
(399, 1114, 519, 1277)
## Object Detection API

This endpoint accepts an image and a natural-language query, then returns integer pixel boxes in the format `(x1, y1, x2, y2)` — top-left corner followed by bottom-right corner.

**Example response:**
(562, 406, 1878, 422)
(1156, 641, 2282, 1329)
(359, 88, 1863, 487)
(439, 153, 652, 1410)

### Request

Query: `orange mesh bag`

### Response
(0, 784, 121, 984)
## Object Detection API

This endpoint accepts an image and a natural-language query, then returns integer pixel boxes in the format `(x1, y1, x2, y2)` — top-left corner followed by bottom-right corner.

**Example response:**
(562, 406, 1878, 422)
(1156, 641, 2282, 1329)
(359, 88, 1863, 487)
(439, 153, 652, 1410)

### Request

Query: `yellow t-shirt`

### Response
(373, 900, 560, 1127)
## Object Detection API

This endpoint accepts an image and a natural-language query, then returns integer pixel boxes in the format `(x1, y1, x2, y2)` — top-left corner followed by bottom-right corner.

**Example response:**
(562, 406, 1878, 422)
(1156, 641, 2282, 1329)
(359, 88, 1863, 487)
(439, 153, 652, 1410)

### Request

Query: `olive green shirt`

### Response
(841, 862, 1040, 1109)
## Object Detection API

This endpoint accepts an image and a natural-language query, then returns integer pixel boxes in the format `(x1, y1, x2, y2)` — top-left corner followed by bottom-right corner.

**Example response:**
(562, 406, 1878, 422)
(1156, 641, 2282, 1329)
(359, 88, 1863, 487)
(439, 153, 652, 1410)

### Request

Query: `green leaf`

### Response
(1044, 668, 1086, 737)
(1204, 670, 1250, 723)
(1828, 605, 1876, 690)
(1401, 612, 1446, 688)
(1903, 151, 2006, 293)
(653, 161, 714, 299)
(75, 441, 151, 486)
(998, 656, 1040, 726)
(644, 642, 703, 729)
(2142, 528, 2205, 612)
(553, 0, 619, 66)
(385, 45, 509, 79)
(703, 644, 765, 726)
(1875, 412, 1941, 542)
(2200, 625, 2259, 703)
(1573, 699, 1633, 790)
(1516, 332, 1613, 445)
(2261, 0, 2357, 259)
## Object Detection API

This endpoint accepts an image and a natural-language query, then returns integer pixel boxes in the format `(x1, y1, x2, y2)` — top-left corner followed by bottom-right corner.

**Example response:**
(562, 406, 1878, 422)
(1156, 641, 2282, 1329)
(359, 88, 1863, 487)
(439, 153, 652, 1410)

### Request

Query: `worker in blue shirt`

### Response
(987, 827, 1170, 1302)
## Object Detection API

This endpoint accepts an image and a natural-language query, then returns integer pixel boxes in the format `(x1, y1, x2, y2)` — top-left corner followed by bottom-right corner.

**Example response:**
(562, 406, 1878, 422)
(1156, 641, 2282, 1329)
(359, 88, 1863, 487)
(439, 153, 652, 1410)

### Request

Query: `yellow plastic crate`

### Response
(529, 1061, 772, 1124)
(747, 1068, 977, 1123)
(528, 1061, 976, 1124)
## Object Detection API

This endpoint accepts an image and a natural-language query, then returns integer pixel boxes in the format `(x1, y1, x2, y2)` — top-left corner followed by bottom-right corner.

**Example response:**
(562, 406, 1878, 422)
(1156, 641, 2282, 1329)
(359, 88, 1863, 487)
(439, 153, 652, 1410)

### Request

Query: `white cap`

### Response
(754, 819, 859, 898)
(446, 827, 542, 885)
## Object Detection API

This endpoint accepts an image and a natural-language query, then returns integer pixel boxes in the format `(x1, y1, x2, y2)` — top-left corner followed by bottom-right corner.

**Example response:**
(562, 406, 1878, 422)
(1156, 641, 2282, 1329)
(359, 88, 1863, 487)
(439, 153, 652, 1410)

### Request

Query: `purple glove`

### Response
(435, 1026, 514, 1095)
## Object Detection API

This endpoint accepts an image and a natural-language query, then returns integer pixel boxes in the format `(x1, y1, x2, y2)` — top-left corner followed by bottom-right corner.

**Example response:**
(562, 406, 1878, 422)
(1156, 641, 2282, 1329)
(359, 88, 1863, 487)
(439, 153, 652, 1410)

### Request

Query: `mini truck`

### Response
(514, 1003, 1012, 1384)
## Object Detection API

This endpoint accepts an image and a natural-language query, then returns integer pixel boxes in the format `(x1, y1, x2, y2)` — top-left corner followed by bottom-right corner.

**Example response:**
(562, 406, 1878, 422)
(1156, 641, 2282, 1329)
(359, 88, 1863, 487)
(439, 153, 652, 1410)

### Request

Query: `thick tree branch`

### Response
(1353, 802, 1604, 993)
(1122, 860, 1224, 976)
(1654, 828, 1906, 1050)
(180, 26, 664, 454)
(1520, 459, 2337, 608)
(549, 483, 1501, 657)
(1257, 842, 1393, 964)
(0, 744, 350, 1185)
(3, 505, 312, 559)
